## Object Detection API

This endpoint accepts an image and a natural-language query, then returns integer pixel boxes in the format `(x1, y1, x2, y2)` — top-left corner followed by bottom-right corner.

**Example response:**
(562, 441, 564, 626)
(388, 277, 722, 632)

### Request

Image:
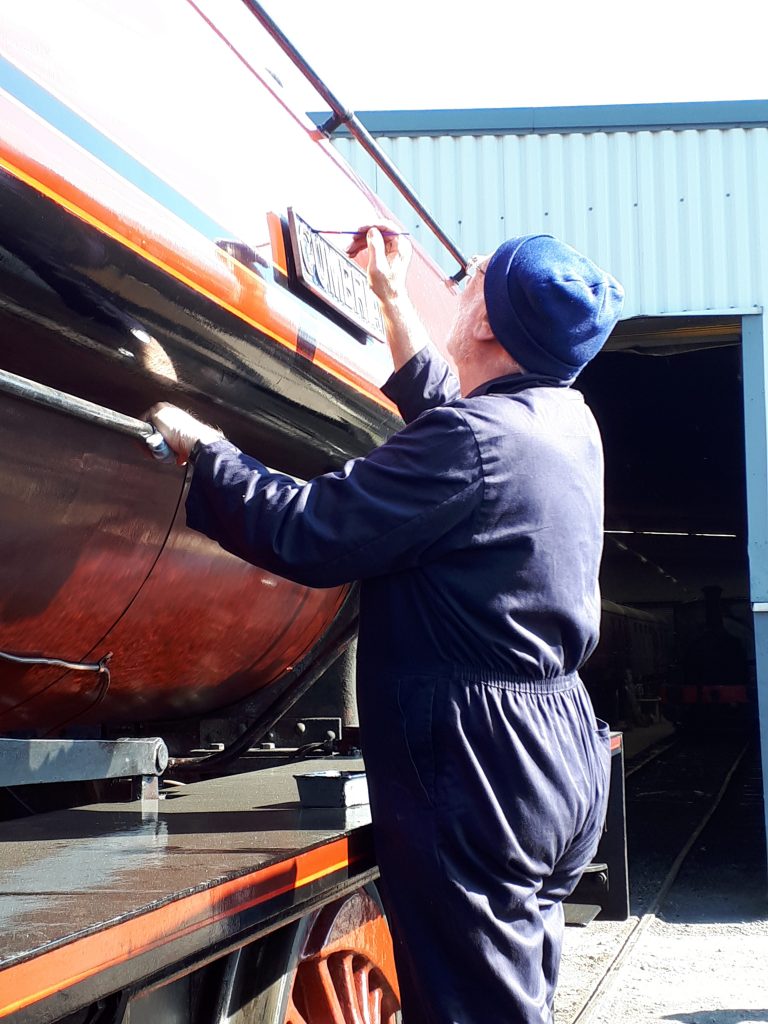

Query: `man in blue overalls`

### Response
(151, 230, 624, 1024)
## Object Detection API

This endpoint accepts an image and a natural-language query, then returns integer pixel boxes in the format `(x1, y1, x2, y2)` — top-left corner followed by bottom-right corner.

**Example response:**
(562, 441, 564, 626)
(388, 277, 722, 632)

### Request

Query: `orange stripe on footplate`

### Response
(0, 838, 352, 1018)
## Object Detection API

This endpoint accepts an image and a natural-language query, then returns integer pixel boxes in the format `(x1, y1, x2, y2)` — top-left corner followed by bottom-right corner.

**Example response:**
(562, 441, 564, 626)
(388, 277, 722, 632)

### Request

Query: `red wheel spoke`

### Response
(319, 958, 349, 1024)
(331, 953, 366, 1024)
(355, 963, 372, 1024)
(368, 982, 383, 1024)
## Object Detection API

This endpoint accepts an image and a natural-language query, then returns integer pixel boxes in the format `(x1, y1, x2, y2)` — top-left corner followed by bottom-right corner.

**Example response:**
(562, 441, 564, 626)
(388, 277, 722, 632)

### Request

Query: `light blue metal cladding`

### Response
(332, 114, 768, 321)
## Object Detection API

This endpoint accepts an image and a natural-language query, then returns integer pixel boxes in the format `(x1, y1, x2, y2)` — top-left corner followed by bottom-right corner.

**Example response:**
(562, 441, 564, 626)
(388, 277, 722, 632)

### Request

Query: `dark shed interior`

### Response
(574, 322, 754, 729)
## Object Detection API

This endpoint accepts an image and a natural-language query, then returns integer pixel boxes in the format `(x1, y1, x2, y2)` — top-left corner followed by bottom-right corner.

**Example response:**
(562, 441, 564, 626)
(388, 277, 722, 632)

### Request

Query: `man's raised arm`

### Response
(349, 225, 459, 422)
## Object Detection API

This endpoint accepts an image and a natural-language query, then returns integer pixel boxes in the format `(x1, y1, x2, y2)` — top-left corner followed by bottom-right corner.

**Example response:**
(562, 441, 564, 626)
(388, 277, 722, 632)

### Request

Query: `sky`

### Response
(264, 0, 767, 112)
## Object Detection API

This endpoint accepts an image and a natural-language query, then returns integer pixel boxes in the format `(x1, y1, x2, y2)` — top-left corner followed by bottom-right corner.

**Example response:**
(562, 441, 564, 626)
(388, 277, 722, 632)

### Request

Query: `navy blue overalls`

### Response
(186, 346, 611, 1024)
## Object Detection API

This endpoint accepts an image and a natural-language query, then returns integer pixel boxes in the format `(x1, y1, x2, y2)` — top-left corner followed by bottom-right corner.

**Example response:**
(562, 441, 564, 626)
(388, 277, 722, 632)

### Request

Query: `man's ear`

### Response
(472, 312, 496, 344)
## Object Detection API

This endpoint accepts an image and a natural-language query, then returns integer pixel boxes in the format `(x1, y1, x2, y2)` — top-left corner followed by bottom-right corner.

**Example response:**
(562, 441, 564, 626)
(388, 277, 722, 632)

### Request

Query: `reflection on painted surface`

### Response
(0, 816, 169, 926)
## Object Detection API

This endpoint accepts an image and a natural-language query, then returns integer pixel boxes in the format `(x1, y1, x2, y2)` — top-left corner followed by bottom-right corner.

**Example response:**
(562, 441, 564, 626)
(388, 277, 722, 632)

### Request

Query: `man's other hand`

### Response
(347, 223, 412, 305)
(147, 403, 223, 465)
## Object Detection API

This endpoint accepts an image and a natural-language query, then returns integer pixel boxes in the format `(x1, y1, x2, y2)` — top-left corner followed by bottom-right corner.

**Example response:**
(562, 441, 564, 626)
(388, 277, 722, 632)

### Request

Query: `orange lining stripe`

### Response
(0, 135, 398, 417)
(267, 210, 289, 277)
(0, 836, 360, 1017)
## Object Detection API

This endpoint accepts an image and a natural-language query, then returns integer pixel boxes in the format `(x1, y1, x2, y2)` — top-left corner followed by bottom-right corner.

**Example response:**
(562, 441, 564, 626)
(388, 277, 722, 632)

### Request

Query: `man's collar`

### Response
(467, 371, 569, 398)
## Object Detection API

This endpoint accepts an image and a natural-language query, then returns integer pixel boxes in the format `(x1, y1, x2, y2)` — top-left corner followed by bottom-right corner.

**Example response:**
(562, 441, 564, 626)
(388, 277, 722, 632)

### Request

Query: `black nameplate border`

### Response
(287, 209, 385, 343)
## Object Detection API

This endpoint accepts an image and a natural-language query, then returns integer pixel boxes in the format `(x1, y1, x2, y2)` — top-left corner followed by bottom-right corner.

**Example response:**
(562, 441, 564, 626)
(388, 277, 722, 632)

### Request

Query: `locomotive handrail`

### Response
(0, 368, 310, 479)
(239, 0, 470, 281)
(0, 368, 174, 461)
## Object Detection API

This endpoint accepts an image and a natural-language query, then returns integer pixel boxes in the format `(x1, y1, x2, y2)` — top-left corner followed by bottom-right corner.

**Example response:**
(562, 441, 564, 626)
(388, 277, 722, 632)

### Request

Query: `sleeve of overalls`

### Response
(380, 346, 461, 424)
(186, 403, 483, 589)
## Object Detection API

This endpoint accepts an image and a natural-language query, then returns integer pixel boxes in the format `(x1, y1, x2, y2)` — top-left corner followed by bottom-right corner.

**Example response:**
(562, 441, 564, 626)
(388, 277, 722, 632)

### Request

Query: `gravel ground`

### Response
(557, 739, 768, 1023)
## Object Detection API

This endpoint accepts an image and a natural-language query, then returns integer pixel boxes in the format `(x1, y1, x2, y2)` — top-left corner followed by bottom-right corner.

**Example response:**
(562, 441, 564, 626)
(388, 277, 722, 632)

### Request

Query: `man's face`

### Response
(446, 255, 491, 370)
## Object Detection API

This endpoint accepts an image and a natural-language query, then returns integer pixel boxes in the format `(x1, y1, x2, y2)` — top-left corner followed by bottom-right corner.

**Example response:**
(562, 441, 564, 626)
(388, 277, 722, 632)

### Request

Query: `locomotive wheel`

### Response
(222, 885, 401, 1024)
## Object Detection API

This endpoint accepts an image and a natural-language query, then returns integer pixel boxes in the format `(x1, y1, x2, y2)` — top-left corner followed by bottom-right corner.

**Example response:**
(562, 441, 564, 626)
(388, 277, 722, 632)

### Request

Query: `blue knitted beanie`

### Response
(483, 235, 624, 381)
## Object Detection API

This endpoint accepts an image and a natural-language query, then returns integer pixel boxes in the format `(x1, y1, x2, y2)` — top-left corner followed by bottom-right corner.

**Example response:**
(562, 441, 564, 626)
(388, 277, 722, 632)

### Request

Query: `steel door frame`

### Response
(741, 312, 768, 872)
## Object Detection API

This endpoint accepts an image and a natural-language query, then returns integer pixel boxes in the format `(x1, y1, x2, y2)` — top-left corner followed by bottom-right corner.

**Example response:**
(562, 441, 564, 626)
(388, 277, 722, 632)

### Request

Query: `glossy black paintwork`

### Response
(0, 171, 399, 475)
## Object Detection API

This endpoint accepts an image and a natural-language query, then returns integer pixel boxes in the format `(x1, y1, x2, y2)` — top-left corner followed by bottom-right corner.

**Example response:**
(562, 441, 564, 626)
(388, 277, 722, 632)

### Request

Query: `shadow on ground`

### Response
(664, 1012, 768, 1023)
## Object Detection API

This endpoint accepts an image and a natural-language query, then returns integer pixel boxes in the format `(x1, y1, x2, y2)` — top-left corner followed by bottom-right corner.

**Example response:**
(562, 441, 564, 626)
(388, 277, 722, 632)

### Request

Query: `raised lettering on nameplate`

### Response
(287, 209, 385, 342)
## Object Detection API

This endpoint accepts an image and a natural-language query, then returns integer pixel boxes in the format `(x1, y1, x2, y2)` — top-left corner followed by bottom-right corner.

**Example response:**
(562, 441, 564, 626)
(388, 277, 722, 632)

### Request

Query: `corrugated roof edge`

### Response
(309, 99, 768, 136)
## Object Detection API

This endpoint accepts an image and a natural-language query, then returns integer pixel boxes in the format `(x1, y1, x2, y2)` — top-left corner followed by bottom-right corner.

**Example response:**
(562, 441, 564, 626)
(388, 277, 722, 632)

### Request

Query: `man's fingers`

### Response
(346, 221, 404, 259)
(346, 231, 368, 259)
(366, 226, 388, 275)
(147, 402, 183, 434)
(144, 403, 187, 465)
(389, 230, 413, 266)
(145, 403, 222, 466)
(146, 401, 170, 419)
(345, 222, 412, 304)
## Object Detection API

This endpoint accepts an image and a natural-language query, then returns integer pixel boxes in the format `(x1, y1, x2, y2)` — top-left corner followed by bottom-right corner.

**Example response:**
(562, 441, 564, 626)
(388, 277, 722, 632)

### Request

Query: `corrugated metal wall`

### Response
(334, 127, 768, 319)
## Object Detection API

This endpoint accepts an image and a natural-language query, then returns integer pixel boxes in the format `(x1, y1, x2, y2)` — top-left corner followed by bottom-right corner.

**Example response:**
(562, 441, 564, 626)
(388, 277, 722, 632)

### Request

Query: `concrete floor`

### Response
(557, 729, 768, 1024)
(559, 907, 768, 1023)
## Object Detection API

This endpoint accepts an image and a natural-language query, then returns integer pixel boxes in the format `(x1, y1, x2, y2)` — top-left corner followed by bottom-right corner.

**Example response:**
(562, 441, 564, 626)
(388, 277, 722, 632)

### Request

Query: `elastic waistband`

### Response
(451, 668, 582, 694)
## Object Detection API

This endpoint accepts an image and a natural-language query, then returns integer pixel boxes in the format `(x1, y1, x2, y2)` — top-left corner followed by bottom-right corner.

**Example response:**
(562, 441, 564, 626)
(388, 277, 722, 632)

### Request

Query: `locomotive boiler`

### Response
(0, 0, 459, 740)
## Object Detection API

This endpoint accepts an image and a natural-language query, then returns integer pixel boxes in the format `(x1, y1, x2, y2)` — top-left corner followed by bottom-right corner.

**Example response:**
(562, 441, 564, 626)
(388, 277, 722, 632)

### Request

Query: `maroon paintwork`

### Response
(0, 394, 347, 733)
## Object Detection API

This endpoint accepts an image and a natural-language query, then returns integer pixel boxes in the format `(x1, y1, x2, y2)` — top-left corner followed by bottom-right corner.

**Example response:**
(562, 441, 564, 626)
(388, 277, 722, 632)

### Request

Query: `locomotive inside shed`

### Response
(575, 316, 755, 732)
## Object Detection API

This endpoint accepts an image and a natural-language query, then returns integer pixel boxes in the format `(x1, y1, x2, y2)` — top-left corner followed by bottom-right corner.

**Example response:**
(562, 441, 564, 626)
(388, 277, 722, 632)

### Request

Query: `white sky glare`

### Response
(263, 0, 767, 111)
